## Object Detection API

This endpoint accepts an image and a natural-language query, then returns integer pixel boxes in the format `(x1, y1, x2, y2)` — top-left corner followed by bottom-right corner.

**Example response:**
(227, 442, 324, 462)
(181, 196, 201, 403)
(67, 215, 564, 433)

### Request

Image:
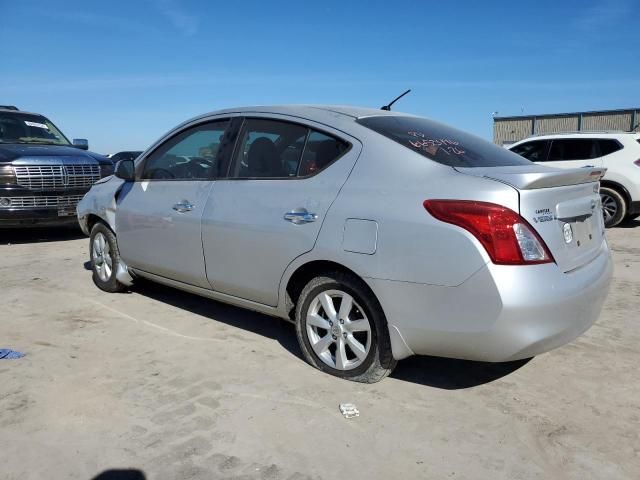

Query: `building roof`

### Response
(494, 107, 640, 121)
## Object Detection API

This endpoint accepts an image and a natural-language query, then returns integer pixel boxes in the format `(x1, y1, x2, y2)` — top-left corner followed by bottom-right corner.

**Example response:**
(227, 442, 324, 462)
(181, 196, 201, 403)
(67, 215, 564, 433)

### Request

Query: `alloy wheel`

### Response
(600, 192, 618, 225)
(305, 289, 372, 371)
(92, 232, 113, 282)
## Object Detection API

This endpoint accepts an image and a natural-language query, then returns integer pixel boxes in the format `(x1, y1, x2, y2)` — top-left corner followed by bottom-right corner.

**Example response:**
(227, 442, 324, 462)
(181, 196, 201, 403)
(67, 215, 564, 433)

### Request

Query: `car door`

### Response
(546, 138, 604, 169)
(116, 119, 231, 288)
(509, 139, 550, 164)
(201, 116, 360, 306)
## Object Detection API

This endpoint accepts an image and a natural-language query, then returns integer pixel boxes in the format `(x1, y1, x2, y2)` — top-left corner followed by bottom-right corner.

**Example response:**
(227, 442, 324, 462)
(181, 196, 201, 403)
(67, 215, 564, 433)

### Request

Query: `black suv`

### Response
(0, 106, 113, 228)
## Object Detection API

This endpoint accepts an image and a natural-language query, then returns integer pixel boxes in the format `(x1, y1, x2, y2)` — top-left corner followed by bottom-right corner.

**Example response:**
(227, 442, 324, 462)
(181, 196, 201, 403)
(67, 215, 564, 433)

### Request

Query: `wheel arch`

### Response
(600, 180, 631, 208)
(282, 258, 414, 361)
(86, 213, 111, 233)
(283, 260, 370, 321)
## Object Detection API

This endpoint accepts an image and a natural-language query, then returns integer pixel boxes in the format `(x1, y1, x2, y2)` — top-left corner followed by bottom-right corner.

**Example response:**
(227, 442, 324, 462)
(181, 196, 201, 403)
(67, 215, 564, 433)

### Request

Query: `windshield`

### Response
(0, 111, 71, 146)
(357, 115, 532, 168)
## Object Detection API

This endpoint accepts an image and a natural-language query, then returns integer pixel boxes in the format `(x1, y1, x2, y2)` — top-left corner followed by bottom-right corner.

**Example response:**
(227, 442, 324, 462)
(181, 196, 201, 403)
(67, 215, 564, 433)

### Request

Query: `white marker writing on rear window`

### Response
(24, 121, 49, 129)
(407, 132, 465, 155)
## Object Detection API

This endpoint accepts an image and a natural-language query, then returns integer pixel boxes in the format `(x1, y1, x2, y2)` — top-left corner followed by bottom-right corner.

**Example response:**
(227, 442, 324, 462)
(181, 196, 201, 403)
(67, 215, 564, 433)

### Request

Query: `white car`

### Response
(509, 132, 640, 227)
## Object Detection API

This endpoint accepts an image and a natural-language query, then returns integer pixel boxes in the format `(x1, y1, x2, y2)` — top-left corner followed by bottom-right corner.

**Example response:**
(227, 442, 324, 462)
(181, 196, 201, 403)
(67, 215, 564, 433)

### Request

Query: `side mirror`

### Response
(114, 159, 135, 181)
(72, 138, 89, 150)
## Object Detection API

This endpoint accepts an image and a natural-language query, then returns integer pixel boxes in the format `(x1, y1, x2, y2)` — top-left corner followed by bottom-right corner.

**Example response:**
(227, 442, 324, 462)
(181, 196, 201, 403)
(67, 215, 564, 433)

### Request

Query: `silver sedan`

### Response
(78, 105, 613, 382)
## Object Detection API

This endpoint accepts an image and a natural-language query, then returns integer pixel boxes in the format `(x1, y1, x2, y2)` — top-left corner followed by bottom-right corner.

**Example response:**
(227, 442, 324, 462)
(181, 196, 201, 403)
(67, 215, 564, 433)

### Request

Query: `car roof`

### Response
(0, 107, 46, 116)
(518, 131, 640, 141)
(188, 104, 413, 125)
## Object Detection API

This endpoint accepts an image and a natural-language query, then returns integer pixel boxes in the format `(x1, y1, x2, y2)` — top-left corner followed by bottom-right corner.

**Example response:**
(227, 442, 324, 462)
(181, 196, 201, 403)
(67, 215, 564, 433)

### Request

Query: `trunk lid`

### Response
(456, 165, 606, 272)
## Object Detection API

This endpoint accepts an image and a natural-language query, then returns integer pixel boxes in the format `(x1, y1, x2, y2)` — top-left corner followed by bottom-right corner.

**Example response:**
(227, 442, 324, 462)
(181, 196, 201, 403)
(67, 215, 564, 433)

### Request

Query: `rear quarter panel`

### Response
(288, 132, 520, 288)
(602, 139, 640, 201)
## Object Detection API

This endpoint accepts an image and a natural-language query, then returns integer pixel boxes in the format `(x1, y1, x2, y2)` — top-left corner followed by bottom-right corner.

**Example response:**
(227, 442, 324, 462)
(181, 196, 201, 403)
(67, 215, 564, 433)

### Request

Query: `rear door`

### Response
(116, 119, 231, 288)
(545, 138, 604, 169)
(201, 116, 360, 306)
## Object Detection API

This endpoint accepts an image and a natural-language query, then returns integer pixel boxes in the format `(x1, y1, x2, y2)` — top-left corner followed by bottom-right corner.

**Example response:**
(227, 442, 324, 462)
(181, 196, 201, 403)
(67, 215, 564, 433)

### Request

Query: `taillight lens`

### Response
(423, 200, 554, 265)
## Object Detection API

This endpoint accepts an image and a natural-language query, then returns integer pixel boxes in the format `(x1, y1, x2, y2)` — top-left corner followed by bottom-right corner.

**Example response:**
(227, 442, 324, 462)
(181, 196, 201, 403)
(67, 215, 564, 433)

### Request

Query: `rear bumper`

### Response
(369, 240, 613, 362)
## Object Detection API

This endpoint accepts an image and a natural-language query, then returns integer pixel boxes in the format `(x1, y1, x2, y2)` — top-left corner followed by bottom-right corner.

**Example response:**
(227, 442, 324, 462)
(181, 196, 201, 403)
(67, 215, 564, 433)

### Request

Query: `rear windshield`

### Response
(357, 116, 532, 168)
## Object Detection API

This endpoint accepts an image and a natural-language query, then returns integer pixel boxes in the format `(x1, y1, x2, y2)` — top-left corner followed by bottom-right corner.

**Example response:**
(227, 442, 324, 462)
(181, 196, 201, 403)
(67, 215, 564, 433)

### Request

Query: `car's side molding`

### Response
(131, 268, 282, 319)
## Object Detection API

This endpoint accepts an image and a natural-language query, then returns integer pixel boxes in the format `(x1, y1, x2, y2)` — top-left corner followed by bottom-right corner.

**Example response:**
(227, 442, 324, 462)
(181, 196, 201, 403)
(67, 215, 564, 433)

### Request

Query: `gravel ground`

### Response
(1, 221, 639, 480)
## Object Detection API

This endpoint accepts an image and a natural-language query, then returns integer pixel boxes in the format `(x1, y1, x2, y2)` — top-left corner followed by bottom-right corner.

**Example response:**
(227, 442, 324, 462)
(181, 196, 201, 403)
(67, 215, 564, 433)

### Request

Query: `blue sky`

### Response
(1, 0, 638, 153)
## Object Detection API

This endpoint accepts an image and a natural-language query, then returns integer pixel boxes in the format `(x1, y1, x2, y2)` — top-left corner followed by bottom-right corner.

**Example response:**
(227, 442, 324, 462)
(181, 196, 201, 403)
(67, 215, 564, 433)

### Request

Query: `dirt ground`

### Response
(1, 221, 639, 480)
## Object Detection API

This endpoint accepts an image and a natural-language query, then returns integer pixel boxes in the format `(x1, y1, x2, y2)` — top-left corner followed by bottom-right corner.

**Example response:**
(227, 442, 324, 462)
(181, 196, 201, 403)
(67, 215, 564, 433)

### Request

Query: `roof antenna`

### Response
(381, 89, 411, 111)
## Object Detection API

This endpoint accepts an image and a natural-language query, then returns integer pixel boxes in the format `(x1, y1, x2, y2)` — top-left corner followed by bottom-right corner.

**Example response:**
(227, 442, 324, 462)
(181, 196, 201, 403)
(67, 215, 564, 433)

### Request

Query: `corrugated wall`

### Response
(493, 109, 639, 145)
(582, 112, 632, 131)
(493, 119, 532, 144)
(535, 116, 579, 134)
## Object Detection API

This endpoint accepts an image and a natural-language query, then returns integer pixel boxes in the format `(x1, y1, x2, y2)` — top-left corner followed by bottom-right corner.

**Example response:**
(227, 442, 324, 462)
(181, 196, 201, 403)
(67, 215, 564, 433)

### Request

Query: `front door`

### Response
(116, 119, 231, 288)
(202, 117, 360, 306)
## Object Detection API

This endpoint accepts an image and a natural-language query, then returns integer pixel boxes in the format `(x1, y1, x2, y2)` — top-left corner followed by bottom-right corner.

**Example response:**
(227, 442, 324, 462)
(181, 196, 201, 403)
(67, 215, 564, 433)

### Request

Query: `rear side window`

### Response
(510, 140, 549, 162)
(357, 116, 531, 168)
(299, 131, 349, 176)
(597, 139, 622, 156)
(228, 119, 349, 179)
(548, 139, 597, 161)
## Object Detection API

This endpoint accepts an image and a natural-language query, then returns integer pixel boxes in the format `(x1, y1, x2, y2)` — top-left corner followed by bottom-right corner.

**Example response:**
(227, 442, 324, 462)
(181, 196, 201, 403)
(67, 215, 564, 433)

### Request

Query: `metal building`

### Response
(493, 107, 640, 146)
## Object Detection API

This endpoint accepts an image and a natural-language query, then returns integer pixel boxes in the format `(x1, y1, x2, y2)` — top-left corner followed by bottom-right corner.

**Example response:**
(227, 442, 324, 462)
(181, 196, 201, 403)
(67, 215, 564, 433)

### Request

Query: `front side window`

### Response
(510, 140, 549, 162)
(0, 112, 70, 146)
(548, 139, 597, 161)
(141, 120, 230, 180)
(228, 119, 348, 179)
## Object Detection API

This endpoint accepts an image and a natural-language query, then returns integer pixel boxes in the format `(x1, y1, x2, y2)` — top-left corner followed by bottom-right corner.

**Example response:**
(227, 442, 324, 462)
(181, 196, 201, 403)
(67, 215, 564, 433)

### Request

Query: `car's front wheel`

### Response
(295, 272, 396, 383)
(600, 187, 626, 228)
(90, 222, 127, 293)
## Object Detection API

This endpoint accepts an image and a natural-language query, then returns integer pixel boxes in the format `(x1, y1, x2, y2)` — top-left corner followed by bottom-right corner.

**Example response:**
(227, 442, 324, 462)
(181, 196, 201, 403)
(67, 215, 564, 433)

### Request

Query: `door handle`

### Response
(284, 208, 318, 224)
(172, 201, 194, 213)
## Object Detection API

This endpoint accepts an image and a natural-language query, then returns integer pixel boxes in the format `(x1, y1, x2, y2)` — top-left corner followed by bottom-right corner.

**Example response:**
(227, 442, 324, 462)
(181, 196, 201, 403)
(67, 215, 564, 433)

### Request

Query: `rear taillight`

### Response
(634, 159, 640, 167)
(423, 200, 554, 265)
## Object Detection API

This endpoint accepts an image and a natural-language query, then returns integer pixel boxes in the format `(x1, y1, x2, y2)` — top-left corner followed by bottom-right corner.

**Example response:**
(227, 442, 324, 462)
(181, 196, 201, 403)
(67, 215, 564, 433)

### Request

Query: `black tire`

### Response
(600, 187, 626, 228)
(295, 272, 397, 383)
(624, 213, 640, 222)
(89, 222, 127, 293)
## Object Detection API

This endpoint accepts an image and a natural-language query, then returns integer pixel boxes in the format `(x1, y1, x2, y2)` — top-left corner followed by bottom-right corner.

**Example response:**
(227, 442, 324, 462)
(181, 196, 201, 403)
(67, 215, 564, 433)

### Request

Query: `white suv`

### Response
(509, 132, 640, 227)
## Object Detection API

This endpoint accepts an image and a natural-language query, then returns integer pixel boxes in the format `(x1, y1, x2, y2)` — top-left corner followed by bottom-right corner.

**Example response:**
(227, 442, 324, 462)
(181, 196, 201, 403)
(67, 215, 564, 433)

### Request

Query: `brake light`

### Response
(423, 200, 554, 265)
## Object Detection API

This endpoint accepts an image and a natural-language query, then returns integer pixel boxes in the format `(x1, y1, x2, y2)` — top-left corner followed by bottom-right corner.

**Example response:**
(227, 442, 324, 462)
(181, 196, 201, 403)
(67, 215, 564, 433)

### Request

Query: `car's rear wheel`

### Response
(295, 272, 396, 383)
(600, 187, 626, 228)
(90, 222, 127, 293)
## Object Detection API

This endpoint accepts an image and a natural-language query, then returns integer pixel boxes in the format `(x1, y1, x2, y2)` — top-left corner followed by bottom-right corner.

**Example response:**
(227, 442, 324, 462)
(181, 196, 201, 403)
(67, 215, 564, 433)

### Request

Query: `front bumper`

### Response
(0, 188, 87, 228)
(0, 207, 80, 228)
(368, 240, 613, 362)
